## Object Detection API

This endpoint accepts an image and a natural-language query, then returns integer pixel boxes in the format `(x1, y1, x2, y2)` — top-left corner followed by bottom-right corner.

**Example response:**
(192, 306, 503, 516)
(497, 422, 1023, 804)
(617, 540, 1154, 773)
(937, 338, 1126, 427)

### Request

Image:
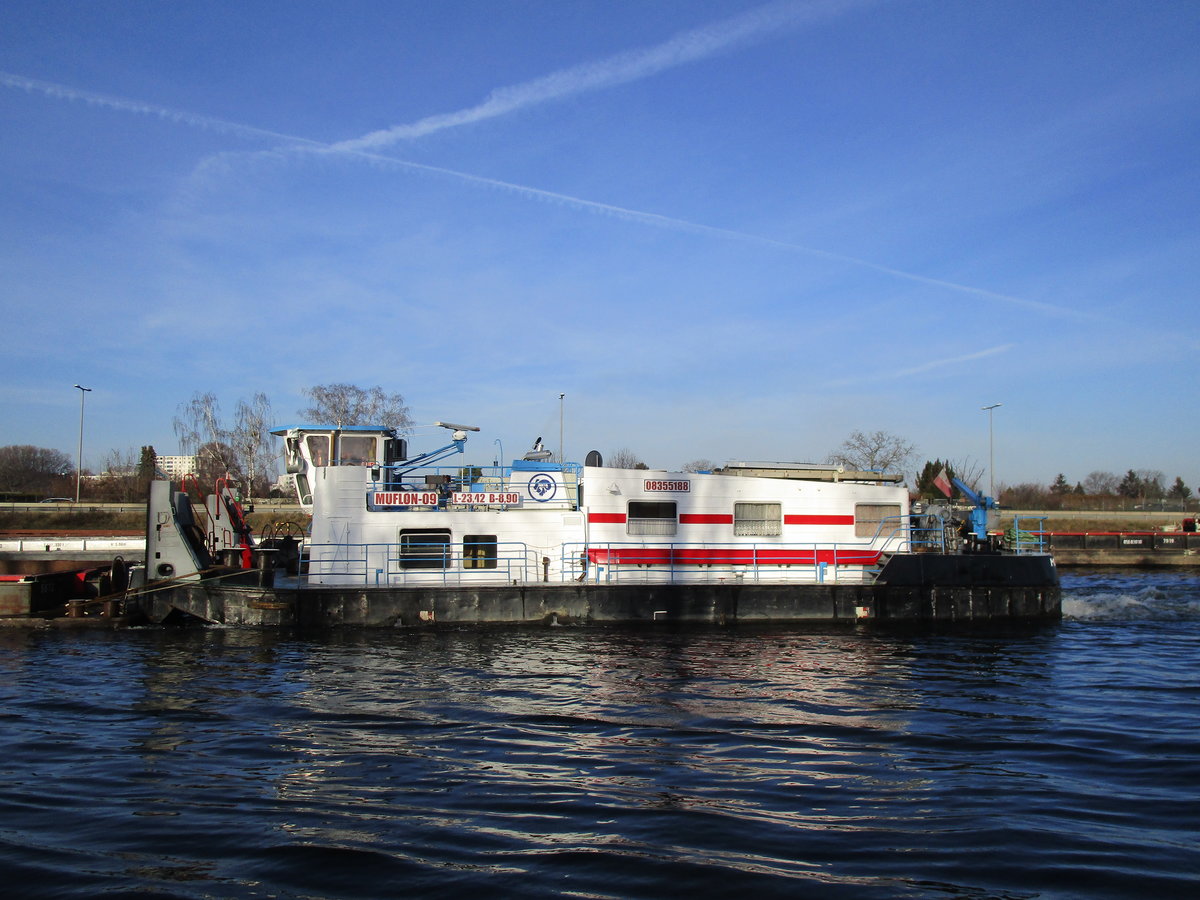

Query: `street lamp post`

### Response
(74, 384, 92, 502)
(981, 403, 1002, 499)
(559, 393, 565, 464)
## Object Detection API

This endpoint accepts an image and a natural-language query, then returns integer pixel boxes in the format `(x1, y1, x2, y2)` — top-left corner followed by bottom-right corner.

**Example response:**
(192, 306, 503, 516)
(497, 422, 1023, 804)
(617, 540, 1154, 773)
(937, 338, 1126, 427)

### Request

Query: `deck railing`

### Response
(305, 540, 540, 587)
(272, 509, 1057, 589)
(300, 526, 911, 588)
(1007, 515, 1050, 554)
(909, 510, 1051, 555)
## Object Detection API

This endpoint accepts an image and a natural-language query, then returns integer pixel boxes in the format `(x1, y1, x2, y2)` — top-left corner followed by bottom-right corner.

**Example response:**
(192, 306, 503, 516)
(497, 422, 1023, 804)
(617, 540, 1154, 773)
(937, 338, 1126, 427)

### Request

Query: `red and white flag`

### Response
(933, 466, 952, 498)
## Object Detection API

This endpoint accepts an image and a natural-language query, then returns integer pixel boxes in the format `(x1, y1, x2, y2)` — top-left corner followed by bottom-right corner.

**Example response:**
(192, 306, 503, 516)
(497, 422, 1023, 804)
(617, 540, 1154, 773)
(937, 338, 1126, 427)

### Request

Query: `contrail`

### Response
(2, 68, 1092, 320)
(313, 147, 1093, 320)
(0, 71, 321, 148)
(334, 0, 879, 151)
(826, 344, 1016, 387)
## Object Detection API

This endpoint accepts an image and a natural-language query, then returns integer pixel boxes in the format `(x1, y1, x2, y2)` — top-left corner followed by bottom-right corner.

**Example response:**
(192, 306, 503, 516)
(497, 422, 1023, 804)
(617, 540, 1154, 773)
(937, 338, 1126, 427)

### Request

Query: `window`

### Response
(463, 534, 498, 569)
(627, 500, 677, 535)
(399, 529, 451, 569)
(734, 502, 781, 536)
(855, 504, 902, 538)
(295, 473, 312, 506)
(305, 434, 331, 467)
(338, 435, 376, 466)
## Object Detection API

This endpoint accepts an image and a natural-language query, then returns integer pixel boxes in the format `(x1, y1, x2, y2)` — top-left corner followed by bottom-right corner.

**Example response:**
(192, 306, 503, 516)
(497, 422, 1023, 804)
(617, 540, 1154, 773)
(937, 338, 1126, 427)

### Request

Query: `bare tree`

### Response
(300, 384, 412, 432)
(174, 392, 258, 494)
(947, 456, 986, 493)
(188, 442, 241, 492)
(607, 447, 646, 469)
(827, 430, 916, 477)
(95, 448, 151, 502)
(174, 393, 236, 472)
(1082, 470, 1118, 495)
(682, 458, 717, 473)
(999, 482, 1052, 509)
(233, 392, 274, 500)
(0, 445, 74, 496)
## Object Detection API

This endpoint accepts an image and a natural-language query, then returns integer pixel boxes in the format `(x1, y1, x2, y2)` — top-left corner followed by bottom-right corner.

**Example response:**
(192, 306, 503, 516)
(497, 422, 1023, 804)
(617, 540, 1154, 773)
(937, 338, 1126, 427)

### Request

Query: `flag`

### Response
(933, 466, 952, 498)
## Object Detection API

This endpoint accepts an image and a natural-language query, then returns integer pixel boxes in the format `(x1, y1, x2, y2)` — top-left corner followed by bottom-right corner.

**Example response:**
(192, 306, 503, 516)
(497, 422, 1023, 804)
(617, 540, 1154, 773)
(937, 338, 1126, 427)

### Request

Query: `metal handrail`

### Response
(303, 540, 538, 587)
(1007, 515, 1050, 554)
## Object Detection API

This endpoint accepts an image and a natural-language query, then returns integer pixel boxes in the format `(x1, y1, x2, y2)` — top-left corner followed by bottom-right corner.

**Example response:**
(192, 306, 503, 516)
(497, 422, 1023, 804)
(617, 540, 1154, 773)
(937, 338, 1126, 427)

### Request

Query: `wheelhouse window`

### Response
(463, 534, 498, 569)
(627, 500, 677, 536)
(855, 504, 902, 538)
(295, 473, 312, 506)
(338, 435, 376, 466)
(734, 502, 781, 536)
(305, 434, 331, 467)
(399, 529, 451, 569)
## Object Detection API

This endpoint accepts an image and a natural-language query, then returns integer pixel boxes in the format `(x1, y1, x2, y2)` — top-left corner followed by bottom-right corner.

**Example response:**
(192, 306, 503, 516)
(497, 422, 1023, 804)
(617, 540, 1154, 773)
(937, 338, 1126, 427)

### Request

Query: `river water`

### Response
(1, 569, 1197, 899)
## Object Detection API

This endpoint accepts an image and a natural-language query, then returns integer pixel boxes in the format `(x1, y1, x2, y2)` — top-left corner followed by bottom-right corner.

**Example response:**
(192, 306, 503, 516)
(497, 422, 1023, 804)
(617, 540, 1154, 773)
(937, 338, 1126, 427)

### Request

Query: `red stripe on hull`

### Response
(587, 513, 627, 524)
(587, 548, 880, 566)
(679, 514, 734, 525)
(784, 515, 855, 526)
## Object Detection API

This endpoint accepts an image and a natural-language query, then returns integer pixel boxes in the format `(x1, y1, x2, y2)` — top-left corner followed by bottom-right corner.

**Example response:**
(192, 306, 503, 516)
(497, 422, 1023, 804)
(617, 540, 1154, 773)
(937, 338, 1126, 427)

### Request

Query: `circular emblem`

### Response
(528, 473, 557, 502)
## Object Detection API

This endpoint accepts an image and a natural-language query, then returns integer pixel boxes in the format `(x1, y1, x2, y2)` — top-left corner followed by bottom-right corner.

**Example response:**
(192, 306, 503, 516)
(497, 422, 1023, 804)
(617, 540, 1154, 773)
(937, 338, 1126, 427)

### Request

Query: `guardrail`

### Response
(1, 503, 148, 514)
(0, 502, 304, 519)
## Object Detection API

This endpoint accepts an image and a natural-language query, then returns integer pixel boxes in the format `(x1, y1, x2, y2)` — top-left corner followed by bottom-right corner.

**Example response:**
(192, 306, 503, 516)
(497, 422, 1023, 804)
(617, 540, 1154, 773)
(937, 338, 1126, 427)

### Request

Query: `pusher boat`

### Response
(132, 422, 1060, 627)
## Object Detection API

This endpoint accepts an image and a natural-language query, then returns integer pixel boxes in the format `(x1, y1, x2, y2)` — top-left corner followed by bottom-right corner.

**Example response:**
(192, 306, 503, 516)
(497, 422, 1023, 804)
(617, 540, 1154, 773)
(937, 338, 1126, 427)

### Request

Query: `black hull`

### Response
(142, 554, 1061, 628)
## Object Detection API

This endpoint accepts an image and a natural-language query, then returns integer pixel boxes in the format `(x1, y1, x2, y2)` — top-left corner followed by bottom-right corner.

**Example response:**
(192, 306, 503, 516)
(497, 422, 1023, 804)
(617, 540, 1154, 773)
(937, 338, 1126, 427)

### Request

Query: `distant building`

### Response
(156, 455, 199, 480)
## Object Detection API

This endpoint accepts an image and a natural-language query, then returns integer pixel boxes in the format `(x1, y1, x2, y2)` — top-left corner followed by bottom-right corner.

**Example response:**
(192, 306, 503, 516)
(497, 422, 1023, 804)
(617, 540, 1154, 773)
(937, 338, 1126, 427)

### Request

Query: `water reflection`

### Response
(261, 624, 1068, 883)
(1, 575, 1197, 898)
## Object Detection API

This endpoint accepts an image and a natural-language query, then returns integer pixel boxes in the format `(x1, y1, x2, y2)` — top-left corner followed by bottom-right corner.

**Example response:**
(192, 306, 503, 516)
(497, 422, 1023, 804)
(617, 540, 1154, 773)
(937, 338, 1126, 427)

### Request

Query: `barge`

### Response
(124, 423, 1059, 628)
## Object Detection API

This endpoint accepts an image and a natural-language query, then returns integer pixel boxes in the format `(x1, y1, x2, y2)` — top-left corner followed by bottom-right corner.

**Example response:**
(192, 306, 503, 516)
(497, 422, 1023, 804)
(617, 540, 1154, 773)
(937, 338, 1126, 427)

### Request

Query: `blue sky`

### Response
(2, 0, 1198, 489)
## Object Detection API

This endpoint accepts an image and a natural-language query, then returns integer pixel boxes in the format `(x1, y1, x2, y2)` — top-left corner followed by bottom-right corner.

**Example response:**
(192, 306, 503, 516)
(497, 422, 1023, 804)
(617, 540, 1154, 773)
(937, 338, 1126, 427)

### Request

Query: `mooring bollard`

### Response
(253, 548, 278, 588)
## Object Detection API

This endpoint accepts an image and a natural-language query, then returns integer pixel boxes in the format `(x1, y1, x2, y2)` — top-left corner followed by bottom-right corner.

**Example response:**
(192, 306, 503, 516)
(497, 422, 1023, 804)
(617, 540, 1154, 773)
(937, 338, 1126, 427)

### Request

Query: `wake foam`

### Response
(1062, 584, 1200, 621)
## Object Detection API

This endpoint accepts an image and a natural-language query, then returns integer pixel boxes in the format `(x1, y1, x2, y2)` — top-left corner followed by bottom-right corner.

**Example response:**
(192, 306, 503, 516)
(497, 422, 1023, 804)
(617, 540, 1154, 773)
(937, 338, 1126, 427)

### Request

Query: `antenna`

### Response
(434, 421, 480, 432)
(433, 421, 480, 442)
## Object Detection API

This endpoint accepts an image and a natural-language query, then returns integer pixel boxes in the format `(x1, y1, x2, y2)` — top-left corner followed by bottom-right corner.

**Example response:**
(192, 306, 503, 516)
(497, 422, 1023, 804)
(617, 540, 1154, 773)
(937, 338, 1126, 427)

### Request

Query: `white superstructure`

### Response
(272, 425, 912, 588)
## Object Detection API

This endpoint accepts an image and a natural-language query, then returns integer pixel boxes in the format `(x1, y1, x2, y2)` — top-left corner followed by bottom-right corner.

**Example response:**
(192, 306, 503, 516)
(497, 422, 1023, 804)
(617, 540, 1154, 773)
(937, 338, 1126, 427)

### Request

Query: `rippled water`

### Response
(1, 570, 1197, 898)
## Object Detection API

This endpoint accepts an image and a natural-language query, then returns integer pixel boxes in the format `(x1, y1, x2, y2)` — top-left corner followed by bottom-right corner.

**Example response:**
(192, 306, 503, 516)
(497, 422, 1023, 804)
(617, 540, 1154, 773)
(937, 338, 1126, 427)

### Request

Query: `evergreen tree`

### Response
(1169, 476, 1191, 504)
(1117, 470, 1141, 498)
(915, 459, 957, 500)
(1049, 473, 1071, 495)
(137, 446, 157, 480)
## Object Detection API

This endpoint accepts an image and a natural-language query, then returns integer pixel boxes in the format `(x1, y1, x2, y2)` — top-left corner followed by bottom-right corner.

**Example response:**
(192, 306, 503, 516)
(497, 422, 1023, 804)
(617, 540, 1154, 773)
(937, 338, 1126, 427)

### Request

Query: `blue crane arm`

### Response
(392, 438, 466, 479)
(952, 477, 985, 508)
(951, 476, 997, 542)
